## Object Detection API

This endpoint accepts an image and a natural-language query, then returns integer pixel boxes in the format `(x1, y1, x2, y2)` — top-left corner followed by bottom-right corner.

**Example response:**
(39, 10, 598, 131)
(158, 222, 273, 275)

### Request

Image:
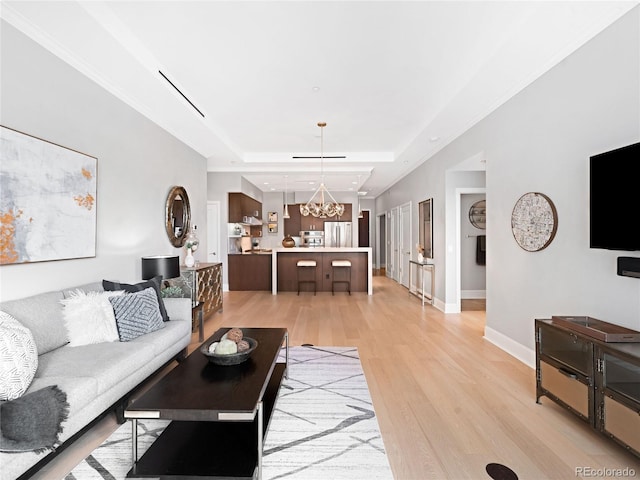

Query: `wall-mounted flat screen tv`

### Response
(590, 141, 640, 251)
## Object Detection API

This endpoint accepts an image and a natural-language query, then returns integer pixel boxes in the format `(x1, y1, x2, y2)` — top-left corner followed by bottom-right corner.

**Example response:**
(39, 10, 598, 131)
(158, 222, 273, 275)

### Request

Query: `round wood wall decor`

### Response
(511, 192, 558, 252)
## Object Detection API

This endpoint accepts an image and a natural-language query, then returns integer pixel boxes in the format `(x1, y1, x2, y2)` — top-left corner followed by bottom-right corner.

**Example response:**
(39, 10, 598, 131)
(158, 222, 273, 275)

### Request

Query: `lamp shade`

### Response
(141, 255, 180, 280)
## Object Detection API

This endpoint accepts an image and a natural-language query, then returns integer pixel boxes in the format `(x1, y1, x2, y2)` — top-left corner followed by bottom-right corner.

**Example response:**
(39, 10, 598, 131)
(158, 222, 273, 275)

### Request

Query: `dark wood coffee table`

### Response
(124, 327, 288, 479)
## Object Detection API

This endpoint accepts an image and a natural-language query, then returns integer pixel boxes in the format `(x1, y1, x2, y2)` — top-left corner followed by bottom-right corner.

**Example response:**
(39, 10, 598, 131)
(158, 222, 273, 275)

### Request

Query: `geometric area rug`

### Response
(66, 346, 394, 480)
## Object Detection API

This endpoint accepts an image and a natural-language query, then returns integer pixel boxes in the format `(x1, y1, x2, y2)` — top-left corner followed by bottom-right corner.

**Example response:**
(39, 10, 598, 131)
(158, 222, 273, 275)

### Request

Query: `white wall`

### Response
(377, 7, 640, 362)
(0, 21, 208, 301)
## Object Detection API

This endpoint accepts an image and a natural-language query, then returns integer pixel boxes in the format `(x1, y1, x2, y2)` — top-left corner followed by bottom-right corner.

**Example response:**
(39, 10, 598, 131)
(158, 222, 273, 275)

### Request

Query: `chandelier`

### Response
(300, 122, 345, 218)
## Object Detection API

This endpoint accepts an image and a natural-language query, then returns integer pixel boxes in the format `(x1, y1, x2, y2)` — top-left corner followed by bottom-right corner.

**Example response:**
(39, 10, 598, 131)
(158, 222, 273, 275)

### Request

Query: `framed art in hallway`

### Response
(0, 126, 97, 265)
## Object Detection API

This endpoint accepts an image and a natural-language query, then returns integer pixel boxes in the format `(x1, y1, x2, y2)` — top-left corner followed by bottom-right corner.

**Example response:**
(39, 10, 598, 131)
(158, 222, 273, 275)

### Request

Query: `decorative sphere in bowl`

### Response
(200, 337, 258, 365)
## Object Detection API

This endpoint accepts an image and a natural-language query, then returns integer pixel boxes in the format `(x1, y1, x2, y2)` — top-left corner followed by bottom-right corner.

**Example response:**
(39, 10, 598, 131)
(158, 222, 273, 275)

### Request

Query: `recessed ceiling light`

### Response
(429, 136, 440, 142)
(312, 86, 320, 92)
(352, 181, 357, 184)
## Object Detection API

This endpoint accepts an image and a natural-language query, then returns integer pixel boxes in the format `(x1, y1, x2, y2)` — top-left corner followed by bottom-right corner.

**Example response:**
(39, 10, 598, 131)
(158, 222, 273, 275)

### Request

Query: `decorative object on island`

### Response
(300, 122, 345, 218)
(511, 192, 557, 252)
(282, 235, 295, 248)
(184, 225, 199, 267)
(418, 198, 433, 260)
(141, 255, 180, 282)
(0, 126, 97, 265)
(165, 186, 191, 248)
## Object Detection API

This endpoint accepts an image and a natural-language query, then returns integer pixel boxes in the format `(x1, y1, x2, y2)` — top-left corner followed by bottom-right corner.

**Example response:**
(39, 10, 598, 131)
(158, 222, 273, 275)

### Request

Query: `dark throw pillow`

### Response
(102, 276, 169, 322)
(109, 288, 165, 342)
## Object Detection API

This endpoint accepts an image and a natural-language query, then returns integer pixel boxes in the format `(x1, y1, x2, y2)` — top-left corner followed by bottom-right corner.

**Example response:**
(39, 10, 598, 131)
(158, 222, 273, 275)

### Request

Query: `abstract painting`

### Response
(0, 126, 97, 265)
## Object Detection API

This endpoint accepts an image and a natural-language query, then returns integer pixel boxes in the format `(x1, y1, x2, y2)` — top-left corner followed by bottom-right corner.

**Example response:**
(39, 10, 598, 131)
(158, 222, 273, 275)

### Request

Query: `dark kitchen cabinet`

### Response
(228, 193, 262, 223)
(285, 203, 353, 234)
(228, 254, 272, 291)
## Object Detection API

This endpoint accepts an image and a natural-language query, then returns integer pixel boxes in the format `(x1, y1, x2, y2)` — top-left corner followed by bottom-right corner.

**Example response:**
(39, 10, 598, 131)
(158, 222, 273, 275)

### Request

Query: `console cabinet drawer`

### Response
(539, 324, 592, 376)
(540, 361, 589, 418)
(604, 396, 640, 454)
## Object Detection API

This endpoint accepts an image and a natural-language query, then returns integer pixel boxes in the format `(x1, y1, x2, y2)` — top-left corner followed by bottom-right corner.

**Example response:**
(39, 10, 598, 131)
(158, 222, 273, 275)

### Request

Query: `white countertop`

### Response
(272, 247, 372, 253)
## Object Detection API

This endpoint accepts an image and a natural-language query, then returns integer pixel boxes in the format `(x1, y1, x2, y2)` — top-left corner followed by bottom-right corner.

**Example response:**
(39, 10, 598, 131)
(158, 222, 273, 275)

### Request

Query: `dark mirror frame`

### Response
(165, 186, 191, 248)
(418, 198, 433, 260)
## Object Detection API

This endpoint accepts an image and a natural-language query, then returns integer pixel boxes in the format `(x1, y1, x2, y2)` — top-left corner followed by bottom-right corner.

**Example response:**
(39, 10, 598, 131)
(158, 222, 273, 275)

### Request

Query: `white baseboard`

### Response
(462, 289, 486, 299)
(484, 326, 535, 369)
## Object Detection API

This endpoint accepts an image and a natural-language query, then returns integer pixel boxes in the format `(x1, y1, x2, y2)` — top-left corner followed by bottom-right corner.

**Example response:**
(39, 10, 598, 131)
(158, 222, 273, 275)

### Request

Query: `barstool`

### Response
(297, 260, 317, 295)
(331, 260, 351, 295)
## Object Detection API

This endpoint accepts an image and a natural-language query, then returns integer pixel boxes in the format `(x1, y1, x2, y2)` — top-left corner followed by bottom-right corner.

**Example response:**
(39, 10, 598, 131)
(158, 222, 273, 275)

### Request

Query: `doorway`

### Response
(207, 201, 221, 263)
(456, 190, 486, 312)
(377, 213, 386, 275)
(358, 210, 370, 247)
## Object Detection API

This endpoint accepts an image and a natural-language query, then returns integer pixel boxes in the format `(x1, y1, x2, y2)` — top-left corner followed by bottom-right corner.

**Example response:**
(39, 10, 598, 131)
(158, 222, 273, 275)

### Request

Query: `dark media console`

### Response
(617, 256, 640, 279)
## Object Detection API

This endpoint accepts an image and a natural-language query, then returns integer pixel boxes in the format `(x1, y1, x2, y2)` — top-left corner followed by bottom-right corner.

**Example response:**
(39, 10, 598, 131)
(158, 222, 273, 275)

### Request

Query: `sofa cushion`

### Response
(62, 282, 104, 298)
(35, 342, 156, 395)
(0, 312, 38, 401)
(0, 291, 68, 354)
(26, 376, 98, 418)
(60, 290, 123, 346)
(131, 317, 191, 356)
(103, 276, 169, 322)
(109, 288, 165, 342)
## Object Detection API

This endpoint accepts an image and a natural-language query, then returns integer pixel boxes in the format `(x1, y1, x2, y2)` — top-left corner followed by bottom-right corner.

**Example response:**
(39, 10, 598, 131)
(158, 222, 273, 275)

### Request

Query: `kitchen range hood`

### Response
(240, 216, 263, 226)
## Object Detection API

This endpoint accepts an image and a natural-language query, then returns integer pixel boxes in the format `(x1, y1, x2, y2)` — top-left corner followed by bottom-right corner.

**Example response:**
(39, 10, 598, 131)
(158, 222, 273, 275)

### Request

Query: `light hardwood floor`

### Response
(35, 275, 640, 479)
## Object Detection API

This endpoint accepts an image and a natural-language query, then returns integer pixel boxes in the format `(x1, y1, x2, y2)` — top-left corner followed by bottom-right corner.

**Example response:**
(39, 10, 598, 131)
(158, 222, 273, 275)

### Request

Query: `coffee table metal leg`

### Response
(131, 418, 138, 464)
(257, 401, 263, 480)
(198, 307, 204, 342)
(285, 331, 289, 379)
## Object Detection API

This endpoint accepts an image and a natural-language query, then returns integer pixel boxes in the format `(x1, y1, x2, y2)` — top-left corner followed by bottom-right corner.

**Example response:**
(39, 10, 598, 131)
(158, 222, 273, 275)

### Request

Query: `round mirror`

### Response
(165, 186, 191, 248)
(469, 200, 486, 230)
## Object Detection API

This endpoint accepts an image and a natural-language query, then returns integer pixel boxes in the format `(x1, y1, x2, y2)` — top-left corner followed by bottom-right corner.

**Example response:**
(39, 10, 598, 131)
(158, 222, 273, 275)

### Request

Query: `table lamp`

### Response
(141, 255, 180, 281)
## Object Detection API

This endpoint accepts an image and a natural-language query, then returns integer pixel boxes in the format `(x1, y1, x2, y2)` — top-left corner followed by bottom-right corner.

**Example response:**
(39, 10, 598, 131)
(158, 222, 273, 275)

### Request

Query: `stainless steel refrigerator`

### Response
(324, 222, 352, 247)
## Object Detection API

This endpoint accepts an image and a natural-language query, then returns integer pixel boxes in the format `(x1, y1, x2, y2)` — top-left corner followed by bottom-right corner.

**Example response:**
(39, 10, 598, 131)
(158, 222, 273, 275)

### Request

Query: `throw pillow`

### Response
(0, 385, 69, 452)
(0, 312, 38, 401)
(109, 288, 165, 342)
(103, 276, 170, 322)
(60, 290, 124, 346)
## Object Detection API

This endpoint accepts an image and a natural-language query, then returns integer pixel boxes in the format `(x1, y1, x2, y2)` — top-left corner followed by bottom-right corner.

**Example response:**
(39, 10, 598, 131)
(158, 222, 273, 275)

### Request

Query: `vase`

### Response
(185, 247, 195, 268)
(282, 235, 295, 248)
(417, 253, 424, 263)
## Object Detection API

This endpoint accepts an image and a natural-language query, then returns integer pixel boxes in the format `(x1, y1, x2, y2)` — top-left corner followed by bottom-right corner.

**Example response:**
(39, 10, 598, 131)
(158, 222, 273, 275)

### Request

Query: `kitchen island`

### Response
(271, 247, 373, 295)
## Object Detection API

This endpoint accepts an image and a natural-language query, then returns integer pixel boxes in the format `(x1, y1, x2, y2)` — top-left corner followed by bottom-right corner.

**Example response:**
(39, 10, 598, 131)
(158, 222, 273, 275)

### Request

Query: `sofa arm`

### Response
(163, 297, 191, 322)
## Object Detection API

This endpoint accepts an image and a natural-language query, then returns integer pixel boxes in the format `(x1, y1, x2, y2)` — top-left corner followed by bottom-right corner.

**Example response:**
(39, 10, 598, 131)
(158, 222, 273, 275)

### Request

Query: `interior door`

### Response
(207, 201, 220, 263)
(400, 202, 411, 288)
(390, 208, 399, 281)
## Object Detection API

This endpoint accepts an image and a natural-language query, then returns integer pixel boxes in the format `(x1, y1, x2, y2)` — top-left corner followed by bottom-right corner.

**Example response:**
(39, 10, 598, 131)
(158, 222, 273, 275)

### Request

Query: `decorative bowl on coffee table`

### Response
(200, 337, 258, 365)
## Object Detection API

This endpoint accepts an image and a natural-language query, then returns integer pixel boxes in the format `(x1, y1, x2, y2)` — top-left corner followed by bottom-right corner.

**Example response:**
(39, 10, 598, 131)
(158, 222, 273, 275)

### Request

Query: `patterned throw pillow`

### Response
(60, 290, 124, 346)
(0, 312, 38, 401)
(109, 288, 165, 342)
(103, 276, 170, 322)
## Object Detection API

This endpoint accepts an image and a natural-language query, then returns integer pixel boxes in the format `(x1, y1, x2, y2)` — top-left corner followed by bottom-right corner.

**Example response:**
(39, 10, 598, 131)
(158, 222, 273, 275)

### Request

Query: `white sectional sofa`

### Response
(0, 281, 192, 480)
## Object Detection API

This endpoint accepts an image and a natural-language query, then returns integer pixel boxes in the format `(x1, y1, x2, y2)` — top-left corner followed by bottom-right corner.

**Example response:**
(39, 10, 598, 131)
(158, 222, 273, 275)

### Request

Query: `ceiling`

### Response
(2, 1, 637, 197)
